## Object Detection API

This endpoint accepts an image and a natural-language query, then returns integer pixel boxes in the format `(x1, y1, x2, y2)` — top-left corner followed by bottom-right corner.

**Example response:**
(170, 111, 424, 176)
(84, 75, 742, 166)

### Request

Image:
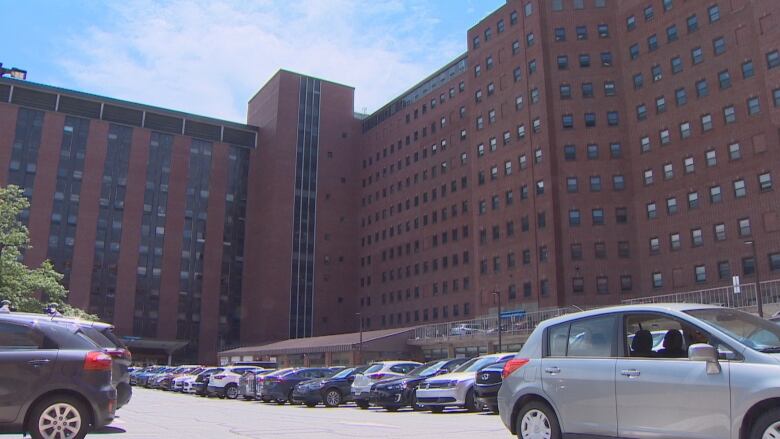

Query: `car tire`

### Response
(430, 406, 445, 413)
(356, 400, 370, 410)
(225, 384, 239, 400)
(276, 399, 286, 405)
(288, 390, 301, 405)
(323, 389, 342, 407)
(261, 396, 271, 403)
(750, 407, 780, 439)
(28, 395, 90, 439)
(464, 388, 478, 412)
(516, 401, 561, 439)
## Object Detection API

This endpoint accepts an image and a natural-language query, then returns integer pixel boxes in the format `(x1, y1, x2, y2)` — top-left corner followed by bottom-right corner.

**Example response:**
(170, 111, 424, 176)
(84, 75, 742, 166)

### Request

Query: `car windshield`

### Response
(363, 364, 384, 374)
(410, 361, 446, 377)
(330, 367, 356, 379)
(453, 356, 501, 373)
(686, 308, 780, 352)
(266, 368, 294, 377)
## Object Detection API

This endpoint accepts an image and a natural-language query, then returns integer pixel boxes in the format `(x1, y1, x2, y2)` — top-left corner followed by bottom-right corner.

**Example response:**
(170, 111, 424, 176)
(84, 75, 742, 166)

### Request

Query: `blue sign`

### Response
(500, 310, 526, 318)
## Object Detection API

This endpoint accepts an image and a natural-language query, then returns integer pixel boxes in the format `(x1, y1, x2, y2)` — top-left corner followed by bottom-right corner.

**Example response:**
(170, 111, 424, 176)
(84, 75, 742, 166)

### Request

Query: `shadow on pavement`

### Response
(92, 426, 127, 434)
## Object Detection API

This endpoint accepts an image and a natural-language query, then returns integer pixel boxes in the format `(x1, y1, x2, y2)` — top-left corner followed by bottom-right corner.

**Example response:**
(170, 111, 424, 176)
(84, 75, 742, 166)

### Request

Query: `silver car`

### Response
(498, 304, 780, 439)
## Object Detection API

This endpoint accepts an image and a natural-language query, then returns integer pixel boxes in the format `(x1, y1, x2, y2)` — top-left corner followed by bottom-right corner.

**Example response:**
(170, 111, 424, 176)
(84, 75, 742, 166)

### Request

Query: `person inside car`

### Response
(630, 329, 655, 357)
(658, 329, 686, 358)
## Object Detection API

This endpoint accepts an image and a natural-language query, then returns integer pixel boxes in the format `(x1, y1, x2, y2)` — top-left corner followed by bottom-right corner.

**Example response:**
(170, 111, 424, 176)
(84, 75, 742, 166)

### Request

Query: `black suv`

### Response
(0, 311, 116, 439)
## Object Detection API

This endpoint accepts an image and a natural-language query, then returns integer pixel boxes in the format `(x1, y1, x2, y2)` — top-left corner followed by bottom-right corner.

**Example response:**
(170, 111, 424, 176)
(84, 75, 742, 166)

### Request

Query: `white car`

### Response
(206, 366, 267, 399)
(416, 353, 516, 412)
(172, 366, 205, 392)
(351, 361, 421, 409)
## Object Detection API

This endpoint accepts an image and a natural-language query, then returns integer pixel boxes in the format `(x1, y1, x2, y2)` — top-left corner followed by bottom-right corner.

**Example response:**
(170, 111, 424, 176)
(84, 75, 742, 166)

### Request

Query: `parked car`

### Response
(417, 353, 516, 413)
(143, 366, 175, 388)
(238, 369, 273, 400)
(351, 361, 421, 409)
(370, 358, 469, 411)
(261, 368, 335, 405)
(190, 367, 225, 396)
(0, 311, 117, 438)
(207, 366, 266, 399)
(255, 368, 296, 402)
(291, 366, 367, 407)
(498, 303, 780, 439)
(154, 365, 201, 391)
(450, 324, 486, 336)
(172, 367, 206, 392)
(474, 359, 508, 413)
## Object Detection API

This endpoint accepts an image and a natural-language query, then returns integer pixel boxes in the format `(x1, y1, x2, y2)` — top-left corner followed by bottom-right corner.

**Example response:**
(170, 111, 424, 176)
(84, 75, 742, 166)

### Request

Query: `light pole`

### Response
(492, 289, 502, 353)
(356, 312, 363, 364)
(745, 240, 764, 318)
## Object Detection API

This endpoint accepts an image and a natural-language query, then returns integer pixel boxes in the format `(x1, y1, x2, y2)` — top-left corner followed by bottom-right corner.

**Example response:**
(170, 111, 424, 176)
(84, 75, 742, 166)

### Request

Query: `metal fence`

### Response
(411, 278, 780, 343)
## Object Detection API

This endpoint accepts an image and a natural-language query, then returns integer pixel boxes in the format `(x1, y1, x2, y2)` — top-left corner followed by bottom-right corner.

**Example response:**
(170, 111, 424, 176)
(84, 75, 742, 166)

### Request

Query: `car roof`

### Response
(0, 312, 114, 329)
(537, 303, 725, 329)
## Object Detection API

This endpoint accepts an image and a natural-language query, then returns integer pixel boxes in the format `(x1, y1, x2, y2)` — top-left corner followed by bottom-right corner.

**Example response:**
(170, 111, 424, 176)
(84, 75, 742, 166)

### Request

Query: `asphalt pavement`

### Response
(85, 388, 514, 438)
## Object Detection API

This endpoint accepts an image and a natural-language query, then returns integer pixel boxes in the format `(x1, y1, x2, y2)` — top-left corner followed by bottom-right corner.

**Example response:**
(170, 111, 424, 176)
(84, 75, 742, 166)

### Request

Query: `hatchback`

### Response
(498, 304, 780, 439)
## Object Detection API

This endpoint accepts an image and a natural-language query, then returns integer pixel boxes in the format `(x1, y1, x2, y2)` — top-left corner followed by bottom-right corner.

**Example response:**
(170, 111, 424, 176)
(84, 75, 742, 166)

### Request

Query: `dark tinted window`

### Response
(0, 322, 46, 349)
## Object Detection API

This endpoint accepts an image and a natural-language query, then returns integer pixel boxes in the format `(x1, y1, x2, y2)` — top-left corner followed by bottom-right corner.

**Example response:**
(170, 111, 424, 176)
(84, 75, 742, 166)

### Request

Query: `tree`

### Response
(0, 185, 94, 319)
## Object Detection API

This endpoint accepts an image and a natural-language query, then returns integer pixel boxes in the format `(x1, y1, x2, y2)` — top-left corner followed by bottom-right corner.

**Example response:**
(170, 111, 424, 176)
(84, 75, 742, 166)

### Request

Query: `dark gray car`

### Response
(0, 311, 116, 439)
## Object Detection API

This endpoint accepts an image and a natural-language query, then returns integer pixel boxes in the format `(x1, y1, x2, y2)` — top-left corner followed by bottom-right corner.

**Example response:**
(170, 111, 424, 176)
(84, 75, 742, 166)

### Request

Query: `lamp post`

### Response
(0, 63, 27, 80)
(492, 289, 502, 353)
(745, 240, 764, 318)
(356, 312, 363, 364)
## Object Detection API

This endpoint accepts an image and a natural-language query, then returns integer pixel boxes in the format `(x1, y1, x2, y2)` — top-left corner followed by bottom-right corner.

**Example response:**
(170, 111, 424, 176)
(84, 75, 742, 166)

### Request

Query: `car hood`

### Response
(424, 371, 475, 383)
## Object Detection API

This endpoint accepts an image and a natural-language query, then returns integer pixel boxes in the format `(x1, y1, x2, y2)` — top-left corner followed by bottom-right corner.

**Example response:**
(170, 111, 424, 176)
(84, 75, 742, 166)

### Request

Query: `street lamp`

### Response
(356, 312, 363, 364)
(0, 63, 27, 80)
(492, 288, 502, 353)
(745, 240, 764, 318)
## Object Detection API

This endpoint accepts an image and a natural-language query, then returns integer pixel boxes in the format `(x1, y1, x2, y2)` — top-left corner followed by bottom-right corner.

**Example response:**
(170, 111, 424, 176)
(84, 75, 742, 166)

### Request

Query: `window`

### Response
(687, 14, 698, 33)
(640, 136, 651, 153)
(562, 114, 574, 129)
(557, 55, 568, 70)
(633, 73, 644, 89)
(485, 28, 493, 41)
(679, 121, 691, 139)
(497, 19, 505, 33)
(733, 179, 747, 198)
(706, 149, 717, 167)
(743, 257, 756, 276)
(627, 15, 636, 31)
(713, 37, 726, 56)
(585, 113, 596, 127)
(616, 207, 628, 224)
(714, 223, 726, 241)
(771, 254, 780, 272)
(651, 65, 662, 82)
(582, 83, 594, 98)
(666, 25, 678, 42)
(710, 185, 723, 203)
(663, 163, 674, 180)
(647, 202, 657, 219)
(567, 177, 578, 193)
(576, 26, 587, 40)
(652, 272, 663, 289)
(526, 32, 535, 47)
(572, 277, 585, 294)
(742, 60, 755, 79)
(579, 54, 591, 68)
(549, 316, 616, 358)
(647, 34, 658, 52)
(511, 10, 518, 24)
(708, 5, 720, 23)
(592, 208, 605, 225)
(587, 144, 599, 159)
(759, 173, 773, 191)
(571, 244, 583, 260)
(0, 322, 46, 349)
(636, 104, 647, 121)
(650, 237, 660, 254)
(701, 114, 712, 131)
(671, 56, 683, 74)
(675, 88, 687, 106)
(515, 96, 524, 110)
(691, 47, 703, 65)
(524, 2, 533, 16)
(729, 142, 741, 160)
(560, 84, 572, 99)
(528, 59, 537, 75)
(718, 261, 731, 280)
(688, 191, 699, 209)
(644, 5, 654, 21)
(613, 175, 625, 190)
(604, 81, 616, 96)
(696, 79, 709, 98)
(748, 97, 761, 115)
(514, 67, 523, 82)
(555, 28, 566, 42)
(607, 112, 619, 126)
(719, 70, 731, 89)
(630, 44, 640, 60)
(569, 209, 581, 226)
(610, 142, 622, 158)
(768, 51, 780, 69)
(660, 129, 671, 145)
(670, 233, 681, 250)
(598, 24, 609, 38)
(667, 197, 678, 214)
(691, 228, 703, 247)
(564, 144, 576, 161)
(739, 218, 752, 237)
(684, 157, 694, 174)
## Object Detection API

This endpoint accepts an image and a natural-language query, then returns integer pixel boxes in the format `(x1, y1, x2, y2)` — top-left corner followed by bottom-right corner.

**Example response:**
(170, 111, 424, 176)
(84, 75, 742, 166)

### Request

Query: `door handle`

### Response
(28, 359, 50, 367)
(544, 367, 561, 375)
(620, 369, 640, 378)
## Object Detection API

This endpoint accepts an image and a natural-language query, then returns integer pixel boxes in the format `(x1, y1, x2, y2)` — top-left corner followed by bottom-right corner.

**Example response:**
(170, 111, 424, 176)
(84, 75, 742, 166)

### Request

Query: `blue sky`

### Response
(1, 0, 504, 122)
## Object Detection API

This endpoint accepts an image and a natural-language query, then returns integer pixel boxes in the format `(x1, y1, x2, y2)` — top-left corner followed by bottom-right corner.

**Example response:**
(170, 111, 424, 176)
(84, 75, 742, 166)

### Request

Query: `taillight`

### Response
(502, 358, 530, 379)
(84, 351, 113, 371)
(368, 373, 387, 380)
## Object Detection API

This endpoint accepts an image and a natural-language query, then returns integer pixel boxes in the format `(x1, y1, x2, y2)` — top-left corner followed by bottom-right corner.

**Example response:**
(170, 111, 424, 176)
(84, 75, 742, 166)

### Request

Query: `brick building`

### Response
(1, 0, 779, 362)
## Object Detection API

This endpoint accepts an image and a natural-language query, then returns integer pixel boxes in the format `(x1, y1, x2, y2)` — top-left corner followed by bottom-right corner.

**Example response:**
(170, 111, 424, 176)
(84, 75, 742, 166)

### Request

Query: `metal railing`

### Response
(622, 278, 780, 312)
(411, 278, 780, 343)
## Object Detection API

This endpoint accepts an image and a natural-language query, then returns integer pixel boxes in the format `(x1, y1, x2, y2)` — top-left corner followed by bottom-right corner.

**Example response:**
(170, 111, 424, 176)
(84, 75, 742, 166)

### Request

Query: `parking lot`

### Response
(95, 388, 512, 439)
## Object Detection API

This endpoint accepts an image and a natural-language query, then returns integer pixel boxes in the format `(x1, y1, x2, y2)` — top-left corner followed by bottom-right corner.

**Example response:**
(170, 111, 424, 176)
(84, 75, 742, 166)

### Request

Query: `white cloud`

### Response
(57, 0, 469, 123)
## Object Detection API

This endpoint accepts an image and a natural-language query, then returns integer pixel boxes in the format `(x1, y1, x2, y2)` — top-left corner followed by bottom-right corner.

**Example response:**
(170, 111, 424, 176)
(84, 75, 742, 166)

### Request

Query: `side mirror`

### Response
(689, 343, 721, 375)
(347, 376, 355, 383)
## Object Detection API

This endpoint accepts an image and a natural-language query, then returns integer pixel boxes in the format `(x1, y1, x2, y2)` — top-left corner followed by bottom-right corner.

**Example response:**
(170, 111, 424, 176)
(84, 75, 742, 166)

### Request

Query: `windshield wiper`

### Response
(758, 347, 780, 353)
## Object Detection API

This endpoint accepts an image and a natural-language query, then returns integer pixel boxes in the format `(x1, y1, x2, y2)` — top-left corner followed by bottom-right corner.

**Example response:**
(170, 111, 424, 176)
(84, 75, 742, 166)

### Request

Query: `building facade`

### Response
(1, 0, 779, 362)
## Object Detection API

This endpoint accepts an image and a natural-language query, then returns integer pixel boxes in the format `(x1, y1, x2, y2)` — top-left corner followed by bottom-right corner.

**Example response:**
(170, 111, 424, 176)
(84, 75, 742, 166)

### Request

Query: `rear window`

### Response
(78, 326, 116, 349)
(99, 328, 126, 348)
(363, 364, 384, 374)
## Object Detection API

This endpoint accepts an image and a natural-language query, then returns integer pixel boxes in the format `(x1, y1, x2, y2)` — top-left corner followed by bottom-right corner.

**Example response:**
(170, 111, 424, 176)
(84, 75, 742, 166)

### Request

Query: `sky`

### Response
(1, 0, 505, 123)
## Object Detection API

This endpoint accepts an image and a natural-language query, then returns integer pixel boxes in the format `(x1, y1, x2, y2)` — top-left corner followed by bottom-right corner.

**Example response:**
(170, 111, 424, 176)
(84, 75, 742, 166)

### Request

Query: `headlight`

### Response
(446, 380, 459, 388)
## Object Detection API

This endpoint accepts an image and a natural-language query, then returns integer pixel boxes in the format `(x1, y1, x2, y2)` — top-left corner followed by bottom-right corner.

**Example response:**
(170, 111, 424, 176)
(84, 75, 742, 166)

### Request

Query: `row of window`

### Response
(650, 253, 780, 289)
(376, 302, 473, 329)
(648, 219, 756, 254)
(627, 3, 719, 33)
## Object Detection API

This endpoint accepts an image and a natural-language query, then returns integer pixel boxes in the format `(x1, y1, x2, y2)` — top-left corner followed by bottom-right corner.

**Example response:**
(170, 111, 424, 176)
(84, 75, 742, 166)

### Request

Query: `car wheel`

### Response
(356, 400, 370, 410)
(750, 407, 780, 439)
(430, 406, 445, 413)
(305, 402, 317, 408)
(516, 401, 561, 439)
(324, 389, 342, 407)
(464, 388, 478, 412)
(411, 391, 425, 411)
(261, 396, 271, 403)
(276, 399, 286, 405)
(288, 390, 301, 405)
(225, 384, 239, 400)
(28, 395, 90, 439)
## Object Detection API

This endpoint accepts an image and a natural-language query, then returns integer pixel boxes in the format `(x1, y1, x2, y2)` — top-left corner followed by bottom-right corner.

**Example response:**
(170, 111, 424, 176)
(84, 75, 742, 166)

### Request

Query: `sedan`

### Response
(370, 358, 468, 411)
(292, 366, 368, 407)
(261, 368, 335, 405)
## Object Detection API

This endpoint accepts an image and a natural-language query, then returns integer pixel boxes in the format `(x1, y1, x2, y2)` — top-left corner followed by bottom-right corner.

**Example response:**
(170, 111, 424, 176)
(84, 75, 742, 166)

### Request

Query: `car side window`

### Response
(390, 364, 415, 374)
(548, 323, 569, 357)
(622, 313, 728, 359)
(568, 316, 616, 357)
(0, 322, 46, 350)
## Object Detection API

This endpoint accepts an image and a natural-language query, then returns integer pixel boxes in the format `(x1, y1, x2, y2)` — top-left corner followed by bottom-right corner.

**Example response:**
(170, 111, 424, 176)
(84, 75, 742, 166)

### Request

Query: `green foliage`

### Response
(0, 185, 95, 319)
